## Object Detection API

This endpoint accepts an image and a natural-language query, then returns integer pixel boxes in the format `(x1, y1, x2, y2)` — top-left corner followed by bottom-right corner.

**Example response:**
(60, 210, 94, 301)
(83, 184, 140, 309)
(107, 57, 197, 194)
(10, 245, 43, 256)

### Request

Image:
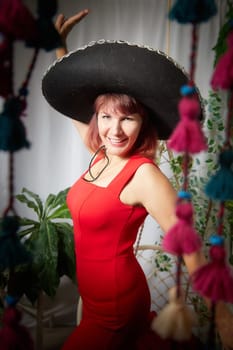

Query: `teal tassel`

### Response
(26, 0, 62, 51)
(205, 149, 233, 201)
(0, 97, 30, 152)
(169, 0, 217, 23)
(0, 216, 31, 270)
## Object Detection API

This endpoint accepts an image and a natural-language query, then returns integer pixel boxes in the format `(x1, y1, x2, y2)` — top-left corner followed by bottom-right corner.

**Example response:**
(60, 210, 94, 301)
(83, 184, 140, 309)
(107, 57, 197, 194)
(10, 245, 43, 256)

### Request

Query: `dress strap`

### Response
(108, 155, 155, 197)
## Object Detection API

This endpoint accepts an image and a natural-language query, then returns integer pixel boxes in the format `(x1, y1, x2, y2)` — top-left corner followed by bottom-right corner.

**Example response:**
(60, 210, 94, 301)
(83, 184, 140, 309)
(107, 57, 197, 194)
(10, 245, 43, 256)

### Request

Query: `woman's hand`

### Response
(55, 9, 89, 58)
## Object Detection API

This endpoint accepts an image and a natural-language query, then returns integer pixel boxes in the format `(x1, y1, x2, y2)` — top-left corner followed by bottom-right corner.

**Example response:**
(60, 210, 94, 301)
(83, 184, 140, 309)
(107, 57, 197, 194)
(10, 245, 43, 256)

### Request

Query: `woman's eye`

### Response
(102, 115, 110, 119)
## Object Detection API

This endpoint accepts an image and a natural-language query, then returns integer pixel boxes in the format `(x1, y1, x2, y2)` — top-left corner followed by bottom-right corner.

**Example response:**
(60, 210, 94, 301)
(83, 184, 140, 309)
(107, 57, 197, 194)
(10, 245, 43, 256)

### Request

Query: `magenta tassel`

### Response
(163, 202, 202, 255)
(192, 244, 233, 303)
(0, 307, 34, 349)
(211, 30, 233, 90)
(168, 96, 207, 154)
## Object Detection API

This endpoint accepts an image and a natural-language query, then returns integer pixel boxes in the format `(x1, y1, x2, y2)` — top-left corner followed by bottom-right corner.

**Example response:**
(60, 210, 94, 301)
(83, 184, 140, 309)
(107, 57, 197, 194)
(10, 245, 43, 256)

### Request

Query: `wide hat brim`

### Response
(42, 40, 203, 140)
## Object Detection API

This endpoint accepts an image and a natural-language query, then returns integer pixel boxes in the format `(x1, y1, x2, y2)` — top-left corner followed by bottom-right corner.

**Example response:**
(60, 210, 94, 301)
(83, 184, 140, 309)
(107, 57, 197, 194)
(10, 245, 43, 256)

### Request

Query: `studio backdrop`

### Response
(0, 0, 229, 340)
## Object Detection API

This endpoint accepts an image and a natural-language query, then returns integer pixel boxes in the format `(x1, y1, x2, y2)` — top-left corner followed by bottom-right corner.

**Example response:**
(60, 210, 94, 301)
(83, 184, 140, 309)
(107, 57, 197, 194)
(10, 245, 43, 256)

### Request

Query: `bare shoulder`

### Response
(132, 162, 177, 231)
(121, 162, 175, 206)
(134, 162, 171, 188)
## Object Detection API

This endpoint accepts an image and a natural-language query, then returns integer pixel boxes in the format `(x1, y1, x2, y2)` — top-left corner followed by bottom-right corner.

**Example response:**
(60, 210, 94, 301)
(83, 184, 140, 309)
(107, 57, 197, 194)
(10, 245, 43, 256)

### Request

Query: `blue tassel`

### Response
(0, 216, 31, 270)
(169, 0, 217, 24)
(5, 295, 19, 307)
(0, 97, 30, 152)
(205, 149, 233, 201)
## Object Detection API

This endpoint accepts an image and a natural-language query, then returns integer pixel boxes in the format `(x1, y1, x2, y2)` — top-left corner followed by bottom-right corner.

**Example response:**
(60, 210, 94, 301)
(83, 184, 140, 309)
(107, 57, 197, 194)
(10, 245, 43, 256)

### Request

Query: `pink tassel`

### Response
(163, 201, 202, 255)
(211, 30, 233, 90)
(0, 307, 34, 349)
(192, 242, 233, 303)
(168, 96, 207, 154)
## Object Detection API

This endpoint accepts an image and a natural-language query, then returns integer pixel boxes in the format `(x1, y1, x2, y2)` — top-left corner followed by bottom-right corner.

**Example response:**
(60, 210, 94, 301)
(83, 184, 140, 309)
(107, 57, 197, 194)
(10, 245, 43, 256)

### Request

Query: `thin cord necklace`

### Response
(85, 145, 110, 182)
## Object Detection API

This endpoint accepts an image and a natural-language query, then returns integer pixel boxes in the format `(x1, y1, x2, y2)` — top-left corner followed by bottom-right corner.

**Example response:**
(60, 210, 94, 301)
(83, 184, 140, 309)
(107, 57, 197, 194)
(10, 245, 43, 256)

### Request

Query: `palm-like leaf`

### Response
(12, 187, 75, 299)
(16, 188, 44, 219)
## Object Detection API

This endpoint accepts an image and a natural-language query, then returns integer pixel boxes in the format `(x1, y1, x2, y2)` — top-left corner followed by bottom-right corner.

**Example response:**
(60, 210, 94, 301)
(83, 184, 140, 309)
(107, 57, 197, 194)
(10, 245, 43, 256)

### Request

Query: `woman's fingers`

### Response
(56, 9, 89, 38)
(67, 9, 89, 27)
(55, 13, 66, 32)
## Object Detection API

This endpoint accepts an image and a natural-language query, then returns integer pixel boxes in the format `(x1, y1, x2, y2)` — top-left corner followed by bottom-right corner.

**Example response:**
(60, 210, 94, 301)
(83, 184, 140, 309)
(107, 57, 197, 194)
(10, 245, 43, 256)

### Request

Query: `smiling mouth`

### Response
(108, 137, 127, 145)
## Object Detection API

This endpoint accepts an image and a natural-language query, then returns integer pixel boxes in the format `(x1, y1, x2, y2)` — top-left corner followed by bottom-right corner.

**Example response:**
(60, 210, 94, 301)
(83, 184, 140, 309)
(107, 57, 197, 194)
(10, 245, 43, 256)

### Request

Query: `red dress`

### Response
(63, 155, 200, 350)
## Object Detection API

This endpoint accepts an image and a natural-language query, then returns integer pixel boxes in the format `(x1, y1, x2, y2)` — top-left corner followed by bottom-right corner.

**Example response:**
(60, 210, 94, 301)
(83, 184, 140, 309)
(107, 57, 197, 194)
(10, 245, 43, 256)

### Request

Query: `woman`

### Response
(42, 9, 221, 350)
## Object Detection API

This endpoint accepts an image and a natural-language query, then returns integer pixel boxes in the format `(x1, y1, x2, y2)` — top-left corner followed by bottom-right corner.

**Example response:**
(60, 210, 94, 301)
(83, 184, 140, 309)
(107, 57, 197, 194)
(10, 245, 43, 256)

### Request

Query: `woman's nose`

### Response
(111, 120, 122, 134)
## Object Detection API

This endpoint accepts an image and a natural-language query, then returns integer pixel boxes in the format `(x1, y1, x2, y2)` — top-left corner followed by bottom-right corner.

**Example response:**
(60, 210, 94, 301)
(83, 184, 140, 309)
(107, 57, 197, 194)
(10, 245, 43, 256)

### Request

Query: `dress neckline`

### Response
(82, 156, 131, 189)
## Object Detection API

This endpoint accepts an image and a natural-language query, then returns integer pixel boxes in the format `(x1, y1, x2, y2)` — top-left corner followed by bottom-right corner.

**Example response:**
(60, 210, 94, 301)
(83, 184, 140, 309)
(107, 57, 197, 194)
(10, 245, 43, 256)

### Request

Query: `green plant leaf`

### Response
(51, 188, 70, 209)
(18, 217, 39, 227)
(17, 218, 40, 239)
(44, 193, 56, 211)
(16, 188, 43, 219)
(56, 222, 76, 282)
(4, 187, 76, 303)
(36, 221, 60, 297)
(44, 188, 70, 218)
(18, 226, 39, 239)
(48, 204, 71, 220)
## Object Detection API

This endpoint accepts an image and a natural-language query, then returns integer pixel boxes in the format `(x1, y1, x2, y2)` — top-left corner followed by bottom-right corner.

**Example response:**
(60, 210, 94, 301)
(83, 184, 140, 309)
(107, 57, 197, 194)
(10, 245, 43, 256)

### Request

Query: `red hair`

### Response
(85, 93, 158, 159)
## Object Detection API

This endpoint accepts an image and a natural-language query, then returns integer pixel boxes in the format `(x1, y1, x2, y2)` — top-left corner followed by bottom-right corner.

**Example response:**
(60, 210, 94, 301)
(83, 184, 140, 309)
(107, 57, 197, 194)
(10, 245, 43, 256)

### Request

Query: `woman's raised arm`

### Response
(54, 10, 90, 145)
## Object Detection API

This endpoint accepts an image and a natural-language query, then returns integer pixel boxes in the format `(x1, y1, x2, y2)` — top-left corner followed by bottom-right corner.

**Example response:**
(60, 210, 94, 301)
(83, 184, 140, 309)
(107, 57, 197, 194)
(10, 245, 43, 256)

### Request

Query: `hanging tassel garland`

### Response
(205, 149, 233, 201)
(0, 97, 30, 151)
(0, 216, 31, 270)
(169, 0, 217, 24)
(151, 286, 197, 341)
(0, 305, 34, 350)
(192, 235, 233, 303)
(168, 95, 207, 154)
(0, 0, 38, 42)
(211, 29, 233, 90)
(26, 0, 62, 51)
(163, 201, 202, 255)
(0, 36, 13, 98)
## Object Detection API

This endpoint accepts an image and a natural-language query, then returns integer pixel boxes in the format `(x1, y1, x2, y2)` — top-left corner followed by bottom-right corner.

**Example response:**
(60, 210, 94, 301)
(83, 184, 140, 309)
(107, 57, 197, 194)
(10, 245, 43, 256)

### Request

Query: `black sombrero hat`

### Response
(42, 40, 203, 140)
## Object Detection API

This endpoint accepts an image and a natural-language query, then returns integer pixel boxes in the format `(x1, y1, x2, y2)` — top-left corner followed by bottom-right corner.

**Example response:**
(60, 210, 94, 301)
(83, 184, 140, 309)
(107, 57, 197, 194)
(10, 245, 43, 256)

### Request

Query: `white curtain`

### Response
(0, 0, 229, 336)
(0, 0, 228, 218)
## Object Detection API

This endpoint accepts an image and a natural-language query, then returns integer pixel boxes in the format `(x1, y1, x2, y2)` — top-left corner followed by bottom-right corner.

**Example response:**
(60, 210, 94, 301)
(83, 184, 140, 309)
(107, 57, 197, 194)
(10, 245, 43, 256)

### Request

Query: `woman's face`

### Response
(97, 103, 143, 157)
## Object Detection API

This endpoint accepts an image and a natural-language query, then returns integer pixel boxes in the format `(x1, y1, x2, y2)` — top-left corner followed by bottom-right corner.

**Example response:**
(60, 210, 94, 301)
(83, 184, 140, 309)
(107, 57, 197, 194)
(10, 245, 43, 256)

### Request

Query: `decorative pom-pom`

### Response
(0, 216, 31, 270)
(26, 0, 62, 51)
(192, 235, 233, 303)
(168, 97, 207, 154)
(163, 201, 202, 255)
(169, 0, 217, 24)
(205, 149, 233, 201)
(177, 190, 192, 200)
(211, 30, 233, 90)
(0, 97, 30, 151)
(180, 85, 196, 96)
(0, 306, 34, 350)
(151, 286, 197, 341)
(0, 0, 38, 41)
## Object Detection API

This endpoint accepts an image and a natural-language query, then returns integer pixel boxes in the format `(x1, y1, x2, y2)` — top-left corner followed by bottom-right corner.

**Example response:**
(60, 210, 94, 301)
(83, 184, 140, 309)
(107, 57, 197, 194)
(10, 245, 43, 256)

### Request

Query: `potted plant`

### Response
(0, 187, 76, 350)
